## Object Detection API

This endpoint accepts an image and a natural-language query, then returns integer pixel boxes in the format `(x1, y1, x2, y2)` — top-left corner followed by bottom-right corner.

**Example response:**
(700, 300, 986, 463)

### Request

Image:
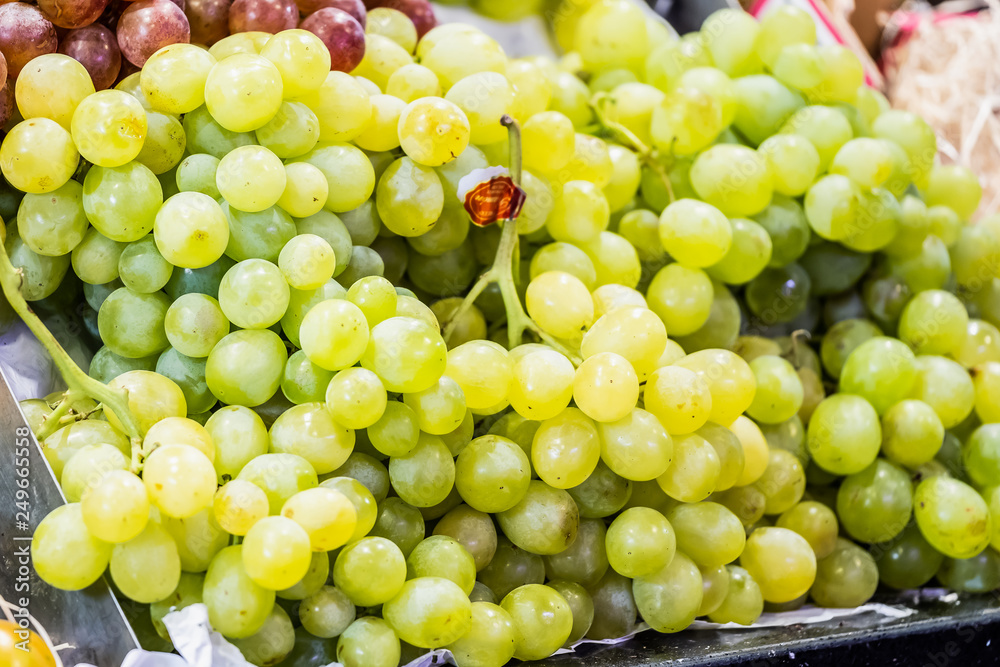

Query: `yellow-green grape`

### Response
(828, 138, 894, 189)
(746, 355, 804, 424)
(301, 71, 372, 143)
(646, 263, 714, 336)
(531, 407, 600, 489)
(388, 432, 456, 508)
(277, 234, 335, 290)
(836, 459, 911, 543)
(204, 54, 283, 132)
(109, 521, 181, 603)
(143, 444, 217, 518)
(445, 72, 513, 146)
(330, 536, 407, 607)
(618, 209, 665, 264)
(31, 503, 112, 591)
(556, 134, 613, 188)
(810, 538, 879, 608)
(406, 535, 477, 595)
(497, 480, 579, 555)
(776, 501, 839, 559)
(417, 25, 505, 89)
(644, 32, 712, 90)
(140, 44, 216, 114)
(268, 402, 354, 475)
(15, 181, 87, 256)
(880, 399, 944, 468)
(950, 227, 1000, 292)
(255, 102, 320, 160)
(447, 341, 512, 412)
(354, 94, 406, 153)
(154, 192, 230, 269)
(229, 605, 295, 666)
(697, 422, 746, 492)
(581, 231, 641, 287)
(689, 145, 773, 218)
(632, 550, 702, 634)
(574, 0, 648, 72)
(898, 289, 968, 357)
(644, 365, 712, 435)
(545, 180, 610, 245)
(606, 82, 664, 147)
(209, 31, 271, 59)
(650, 84, 727, 156)
(668, 501, 747, 569)
(591, 284, 647, 319)
(757, 134, 821, 198)
(361, 316, 448, 393)
(276, 163, 329, 219)
(522, 111, 575, 174)
(739, 527, 816, 603)
(258, 29, 331, 99)
(135, 111, 185, 175)
(336, 617, 400, 667)
(142, 416, 214, 461)
(674, 349, 757, 426)
(396, 97, 470, 167)
(213, 480, 269, 536)
(698, 563, 730, 617)
(910, 355, 975, 429)
(752, 448, 806, 516)
(530, 242, 598, 290)
(781, 105, 854, 172)
(353, 34, 413, 90)
(914, 476, 991, 559)
(203, 545, 276, 639)
(159, 507, 228, 573)
(455, 435, 530, 513)
(15, 53, 94, 128)
(965, 424, 1000, 489)
(444, 601, 517, 667)
(0, 118, 80, 194)
(923, 164, 982, 220)
(386, 63, 441, 102)
(325, 367, 387, 430)
(507, 59, 552, 121)
(732, 416, 771, 487)
(70, 89, 147, 168)
(704, 217, 772, 286)
(115, 71, 153, 107)
(605, 507, 676, 578)
(974, 361, 1000, 424)
(707, 565, 763, 625)
(755, 6, 817, 67)
(500, 584, 573, 660)
(525, 270, 595, 340)
(806, 394, 881, 475)
(872, 110, 936, 189)
(216, 145, 286, 213)
(281, 487, 357, 552)
(376, 157, 444, 236)
(403, 375, 467, 435)
(80, 469, 149, 544)
(656, 432, 721, 503)
(927, 205, 962, 246)
(366, 7, 418, 53)
(573, 352, 639, 424)
(581, 306, 666, 382)
(384, 576, 473, 648)
(702, 8, 763, 76)
(60, 443, 129, 503)
(506, 348, 573, 421)
(105, 370, 186, 434)
(298, 299, 369, 371)
(218, 258, 290, 330)
(313, 477, 373, 545)
(242, 515, 312, 590)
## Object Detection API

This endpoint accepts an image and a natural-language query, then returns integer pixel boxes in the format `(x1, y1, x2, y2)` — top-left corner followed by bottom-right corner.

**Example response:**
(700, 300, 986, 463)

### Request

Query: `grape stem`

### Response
(33, 388, 84, 441)
(590, 93, 676, 204)
(443, 115, 581, 364)
(0, 247, 145, 470)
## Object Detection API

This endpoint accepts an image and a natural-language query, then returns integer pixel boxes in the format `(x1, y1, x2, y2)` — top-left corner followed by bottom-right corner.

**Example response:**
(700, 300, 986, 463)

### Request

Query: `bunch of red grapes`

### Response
(0, 0, 436, 125)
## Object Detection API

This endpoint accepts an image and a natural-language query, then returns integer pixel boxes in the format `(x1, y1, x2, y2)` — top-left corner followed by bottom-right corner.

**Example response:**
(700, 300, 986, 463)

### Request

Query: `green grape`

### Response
(924, 164, 982, 220)
(898, 289, 968, 356)
(572, 352, 639, 424)
(237, 453, 318, 516)
(142, 444, 216, 519)
(109, 521, 181, 604)
(500, 583, 573, 660)
(887, 234, 951, 294)
(347, 275, 398, 327)
(255, 101, 320, 160)
(96, 287, 170, 360)
(72, 229, 127, 285)
(752, 195, 811, 268)
(60, 443, 129, 503)
(696, 563, 730, 617)
(530, 242, 597, 289)
(281, 487, 357, 552)
(836, 459, 912, 543)
(974, 361, 1000, 424)
(707, 565, 763, 625)
(695, 422, 746, 492)
(300, 142, 376, 213)
(810, 538, 878, 608)
(4, 233, 70, 301)
(216, 145, 286, 213)
(731, 75, 804, 146)
(163, 293, 229, 359)
(375, 157, 444, 237)
(204, 53, 283, 132)
(937, 550, 1000, 593)
(368, 401, 420, 457)
(776, 501, 838, 559)
(117, 236, 173, 294)
(150, 572, 205, 640)
(269, 402, 353, 475)
(581, 306, 666, 382)
(388, 432, 456, 508)
(585, 569, 638, 639)
(406, 535, 477, 595)
(657, 198, 732, 268)
(135, 111, 185, 175)
(745, 263, 811, 324)
(573, 0, 647, 71)
(913, 476, 991, 559)
(756, 6, 817, 67)
(331, 536, 406, 606)
(319, 477, 377, 544)
(329, 452, 391, 503)
(182, 106, 255, 159)
(701, 8, 762, 76)
(203, 545, 276, 639)
(496, 480, 579, 556)
(213, 480, 269, 537)
(956, 319, 1000, 368)
(646, 263, 714, 336)
(840, 187, 900, 253)
(781, 106, 853, 172)
(384, 577, 473, 648)
(361, 316, 448, 393)
(241, 515, 312, 591)
(880, 399, 944, 468)
(910, 355, 975, 429)
(336, 617, 400, 667)
(872, 110, 936, 190)
(83, 161, 163, 242)
(206, 329, 287, 407)
(689, 145, 773, 218)
(838, 337, 917, 414)
(546, 180, 610, 245)
(540, 518, 608, 590)
(963, 424, 1000, 488)
(655, 432, 720, 503)
(632, 550, 702, 634)
(402, 376, 467, 435)
(757, 134, 820, 198)
(160, 507, 229, 573)
(667, 502, 745, 568)
(530, 407, 600, 489)
(164, 255, 235, 301)
(432, 505, 495, 571)
(705, 218, 772, 285)
(325, 367, 387, 429)
(205, 406, 269, 482)
(279, 350, 332, 404)
(155, 348, 216, 414)
(674, 349, 757, 426)
(340, 200, 382, 248)
(739, 527, 816, 603)
(829, 137, 895, 189)
(16, 181, 88, 257)
(103, 370, 187, 436)
(567, 461, 633, 519)
(299, 585, 356, 638)
(31, 503, 112, 591)
(819, 318, 882, 379)
(752, 449, 806, 515)
(746, 356, 804, 424)
(806, 394, 881, 475)
(230, 605, 295, 666)
(605, 507, 676, 578)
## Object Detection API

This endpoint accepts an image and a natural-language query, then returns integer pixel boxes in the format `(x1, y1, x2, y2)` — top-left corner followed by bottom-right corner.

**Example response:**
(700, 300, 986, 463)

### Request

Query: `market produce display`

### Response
(1, 0, 999, 665)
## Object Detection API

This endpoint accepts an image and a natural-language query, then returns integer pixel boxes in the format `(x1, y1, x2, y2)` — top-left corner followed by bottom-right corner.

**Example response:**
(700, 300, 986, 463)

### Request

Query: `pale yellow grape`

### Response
(361, 316, 448, 394)
(739, 527, 816, 603)
(278, 234, 336, 290)
(301, 142, 376, 212)
(242, 515, 313, 590)
(508, 349, 574, 421)
(445, 72, 514, 146)
(386, 64, 441, 102)
(154, 192, 230, 269)
(522, 111, 576, 174)
(143, 444, 217, 518)
(300, 299, 369, 371)
(0, 119, 79, 194)
(755, 6, 817, 68)
(731, 415, 769, 486)
(217, 145, 286, 213)
(656, 432, 720, 503)
(326, 367, 388, 429)
(525, 271, 594, 340)
(71, 90, 147, 168)
(650, 85, 726, 156)
(403, 376, 467, 435)
(592, 284, 647, 319)
(109, 521, 181, 603)
(140, 44, 216, 114)
(658, 199, 733, 269)
(81, 470, 150, 544)
(646, 264, 714, 336)
(353, 34, 413, 90)
(204, 54, 283, 132)
(256, 101, 321, 159)
(218, 259, 290, 329)
(282, 487, 358, 552)
(674, 349, 757, 426)
(260, 29, 332, 98)
(560, 134, 614, 188)
(397, 97, 471, 167)
(15, 53, 94, 128)
(532, 407, 601, 489)
(355, 77, 381, 96)
(757, 134, 821, 197)
(214, 480, 269, 536)
(607, 82, 664, 147)
(348, 276, 398, 326)
(32, 504, 112, 591)
(106, 370, 187, 435)
(602, 144, 642, 213)
(355, 94, 406, 152)
(447, 340, 513, 411)
(209, 31, 271, 60)
(581, 230, 641, 287)
(115, 71, 153, 108)
(60, 444, 129, 503)
(142, 416, 215, 461)
(644, 366, 712, 435)
(277, 163, 329, 219)
(574, 0, 648, 71)
(546, 180, 610, 245)
(268, 403, 354, 475)
(507, 59, 552, 120)
(367, 8, 419, 53)
(573, 352, 639, 423)
(418, 26, 507, 90)
(597, 408, 674, 481)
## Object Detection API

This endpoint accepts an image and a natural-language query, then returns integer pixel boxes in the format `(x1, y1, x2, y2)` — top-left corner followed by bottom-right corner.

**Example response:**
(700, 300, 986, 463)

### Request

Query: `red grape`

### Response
(0, 3, 60, 79)
(0, 51, 6, 83)
(38, 0, 110, 29)
(0, 82, 13, 128)
(185, 0, 230, 45)
(300, 7, 364, 72)
(373, 0, 433, 37)
(59, 23, 122, 90)
(228, 0, 297, 33)
(296, 0, 364, 26)
(116, 0, 190, 66)
(166, 0, 186, 9)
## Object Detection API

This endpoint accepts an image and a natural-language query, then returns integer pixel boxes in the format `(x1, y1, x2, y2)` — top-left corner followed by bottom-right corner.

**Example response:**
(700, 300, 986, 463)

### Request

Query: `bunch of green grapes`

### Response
(5, 1, 1000, 666)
